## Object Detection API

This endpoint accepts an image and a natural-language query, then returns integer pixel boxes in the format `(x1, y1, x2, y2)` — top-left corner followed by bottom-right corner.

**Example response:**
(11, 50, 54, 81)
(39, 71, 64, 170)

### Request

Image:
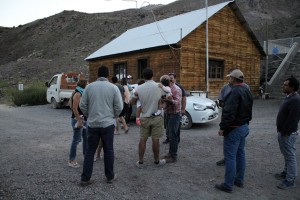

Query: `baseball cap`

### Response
(127, 75, 132, 79)
(227, 69, 244, 81)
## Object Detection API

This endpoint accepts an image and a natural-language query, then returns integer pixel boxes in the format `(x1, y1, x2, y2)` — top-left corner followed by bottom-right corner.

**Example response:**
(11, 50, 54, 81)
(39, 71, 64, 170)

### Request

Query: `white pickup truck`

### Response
(45, 72, 84, 109)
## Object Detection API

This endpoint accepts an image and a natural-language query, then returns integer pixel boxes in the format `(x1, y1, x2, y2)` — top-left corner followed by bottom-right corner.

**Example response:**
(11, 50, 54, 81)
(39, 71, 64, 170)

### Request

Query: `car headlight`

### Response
(193, 103, 206, 111)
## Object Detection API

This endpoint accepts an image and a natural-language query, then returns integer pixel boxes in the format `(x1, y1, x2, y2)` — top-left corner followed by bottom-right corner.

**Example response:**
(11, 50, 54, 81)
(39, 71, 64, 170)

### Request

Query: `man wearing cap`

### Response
(215, 68, 250, 166)
(215, 69, 253, 193)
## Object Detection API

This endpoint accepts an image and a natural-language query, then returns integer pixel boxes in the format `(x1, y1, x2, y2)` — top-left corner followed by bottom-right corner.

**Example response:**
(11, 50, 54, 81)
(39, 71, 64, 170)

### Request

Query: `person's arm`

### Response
(73, 93, 83, 128)
(114, 86, 124, 116)
(219, 89, 239, 131)
(79, 88, 88, 117)
(181, 96, 186, 114)
(282, 99, 300, 135)
(130, 91, 138, 105)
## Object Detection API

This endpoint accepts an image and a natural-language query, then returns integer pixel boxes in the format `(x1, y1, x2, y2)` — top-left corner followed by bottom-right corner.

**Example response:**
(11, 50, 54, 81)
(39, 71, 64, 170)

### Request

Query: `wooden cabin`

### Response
(85, 1, 265, 98)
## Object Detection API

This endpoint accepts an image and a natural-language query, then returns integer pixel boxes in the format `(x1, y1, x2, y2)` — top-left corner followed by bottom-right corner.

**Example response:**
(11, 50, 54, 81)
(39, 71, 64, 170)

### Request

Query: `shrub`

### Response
(11, 84, 47, 106)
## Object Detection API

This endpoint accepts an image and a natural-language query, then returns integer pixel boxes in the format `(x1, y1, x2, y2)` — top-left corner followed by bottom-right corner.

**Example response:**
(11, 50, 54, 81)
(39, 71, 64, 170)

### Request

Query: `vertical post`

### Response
(205, 0, 209, 97)
(265, 21, 269, 93)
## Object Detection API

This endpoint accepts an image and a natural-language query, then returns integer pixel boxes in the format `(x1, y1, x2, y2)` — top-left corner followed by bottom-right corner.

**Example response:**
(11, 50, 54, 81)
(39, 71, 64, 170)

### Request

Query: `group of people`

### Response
(67, 65, 300, 192)
(214, 69, 300, 193)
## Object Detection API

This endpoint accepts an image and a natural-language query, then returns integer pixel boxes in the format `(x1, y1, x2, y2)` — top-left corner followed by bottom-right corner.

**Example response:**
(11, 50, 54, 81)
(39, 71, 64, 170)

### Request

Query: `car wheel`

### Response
(181, 112, 192, 129)
(51, 98, 60, 109)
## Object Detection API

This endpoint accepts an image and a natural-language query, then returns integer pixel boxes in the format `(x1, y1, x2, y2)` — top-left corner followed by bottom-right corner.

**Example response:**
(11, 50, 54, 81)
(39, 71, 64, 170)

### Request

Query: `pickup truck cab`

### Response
(45, 72, 84, 109)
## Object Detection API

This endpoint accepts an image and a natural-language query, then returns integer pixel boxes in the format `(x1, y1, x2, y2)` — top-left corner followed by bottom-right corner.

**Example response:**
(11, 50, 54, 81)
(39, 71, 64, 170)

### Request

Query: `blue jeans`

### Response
(223, 124, 249, 189)
(81, 125, 115, 181)
(69, 118, 87, 161)
(165, 113, 181, 158)
(278, 132, 298, 182)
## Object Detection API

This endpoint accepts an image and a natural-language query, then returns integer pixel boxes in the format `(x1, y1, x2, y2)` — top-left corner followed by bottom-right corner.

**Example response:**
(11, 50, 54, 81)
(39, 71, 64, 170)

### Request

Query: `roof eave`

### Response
(85, 44, 180, 62)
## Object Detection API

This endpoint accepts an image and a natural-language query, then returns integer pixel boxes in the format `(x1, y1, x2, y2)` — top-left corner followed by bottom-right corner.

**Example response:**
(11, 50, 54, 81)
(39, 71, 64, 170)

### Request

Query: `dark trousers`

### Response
(165, 113, 181, 158)
(165, 113, 181, 143)
(81, 125, 115, 181)
(125, 104, 132, 123)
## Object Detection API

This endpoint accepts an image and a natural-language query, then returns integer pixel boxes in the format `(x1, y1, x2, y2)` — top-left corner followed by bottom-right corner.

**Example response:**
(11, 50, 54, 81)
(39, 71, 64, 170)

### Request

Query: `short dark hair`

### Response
(98, 66, 109, 78)
(137, 79, 145, 85)
(77, 80, 87, 88)
(121, 77, 127, 85)
(111, 76, 118, 83)
(286, 77, 299, 91)
(168, 72, 176, 78)
(143, 68, 153, 80)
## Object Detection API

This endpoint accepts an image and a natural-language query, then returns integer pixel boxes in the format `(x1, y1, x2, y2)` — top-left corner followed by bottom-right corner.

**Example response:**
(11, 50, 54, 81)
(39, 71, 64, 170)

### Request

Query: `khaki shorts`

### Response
(140, 116, 164, 139)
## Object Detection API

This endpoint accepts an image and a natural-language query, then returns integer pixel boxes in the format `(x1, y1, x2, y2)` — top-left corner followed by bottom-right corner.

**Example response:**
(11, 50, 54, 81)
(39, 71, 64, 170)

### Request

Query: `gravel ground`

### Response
(0, 99, 299, 200)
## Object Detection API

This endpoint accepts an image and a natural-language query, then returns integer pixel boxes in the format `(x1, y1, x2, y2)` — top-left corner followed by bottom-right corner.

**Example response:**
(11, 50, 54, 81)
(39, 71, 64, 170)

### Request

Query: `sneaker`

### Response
(136, 161, 143, 169)
(80, 180, 93, 187)
(154, 159, 166, 166)
(234, 181, 244, 188)
(107, 174, 117, 184)
(68, 161, 80, 168)
(274, 171, 286, 180)
(216, 158, 225, 166)
(165, 156, 177, 163)
(215, 183, 233, 193)
(277, 180, 296, 190)
(163, 139, 169, 144)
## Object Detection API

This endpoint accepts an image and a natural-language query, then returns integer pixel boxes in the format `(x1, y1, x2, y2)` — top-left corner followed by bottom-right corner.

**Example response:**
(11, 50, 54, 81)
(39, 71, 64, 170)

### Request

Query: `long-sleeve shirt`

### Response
(165, 83, 182, 114)
(219, 84, 253, 130)
(79, 77, 123, 128)
(276, 92, 300, 136)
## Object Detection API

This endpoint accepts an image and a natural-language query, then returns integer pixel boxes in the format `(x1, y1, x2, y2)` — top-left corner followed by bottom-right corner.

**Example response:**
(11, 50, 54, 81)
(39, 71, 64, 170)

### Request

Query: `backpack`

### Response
(68, 91, 76, 109)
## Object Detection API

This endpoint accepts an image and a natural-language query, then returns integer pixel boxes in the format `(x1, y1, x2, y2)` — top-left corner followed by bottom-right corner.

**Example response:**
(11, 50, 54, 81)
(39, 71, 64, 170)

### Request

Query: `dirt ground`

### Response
(0, 99, 299, 200)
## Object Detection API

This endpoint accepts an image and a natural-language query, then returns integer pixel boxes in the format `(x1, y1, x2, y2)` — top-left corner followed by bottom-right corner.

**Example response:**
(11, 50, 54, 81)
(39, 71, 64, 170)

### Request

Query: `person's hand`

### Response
(158, 83, 163, 88)
(136, 118, 141, 126)
(76, 120, 84, 128)
(218, 129, 224, 136)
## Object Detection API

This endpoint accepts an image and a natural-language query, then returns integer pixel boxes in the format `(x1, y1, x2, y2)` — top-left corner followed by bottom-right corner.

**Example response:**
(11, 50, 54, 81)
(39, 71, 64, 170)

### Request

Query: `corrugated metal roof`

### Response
(85, 1, 233, 60)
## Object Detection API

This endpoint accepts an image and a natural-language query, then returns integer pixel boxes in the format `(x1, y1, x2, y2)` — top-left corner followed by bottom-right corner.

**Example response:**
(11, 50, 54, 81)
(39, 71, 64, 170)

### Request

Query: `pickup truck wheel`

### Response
(180, 112, 192, 129)
(51, 98, 60, 109)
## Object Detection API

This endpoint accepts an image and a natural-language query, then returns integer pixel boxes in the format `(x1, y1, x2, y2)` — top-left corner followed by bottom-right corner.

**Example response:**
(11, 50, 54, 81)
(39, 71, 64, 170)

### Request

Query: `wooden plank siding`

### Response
(87, 5, 262, 98)
(88, 48, 180, 84)
(179, 6, 261, 97)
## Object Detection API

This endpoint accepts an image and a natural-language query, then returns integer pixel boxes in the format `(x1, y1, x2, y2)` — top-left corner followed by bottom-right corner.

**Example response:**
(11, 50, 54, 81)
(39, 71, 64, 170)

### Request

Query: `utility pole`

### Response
(265, 21, 269, 93)
(205, 0, 209, 97)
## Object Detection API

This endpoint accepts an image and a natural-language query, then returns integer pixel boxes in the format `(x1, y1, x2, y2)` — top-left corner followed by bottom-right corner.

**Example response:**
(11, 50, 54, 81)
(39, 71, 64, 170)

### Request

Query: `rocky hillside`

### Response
(0, 0, 299, 87)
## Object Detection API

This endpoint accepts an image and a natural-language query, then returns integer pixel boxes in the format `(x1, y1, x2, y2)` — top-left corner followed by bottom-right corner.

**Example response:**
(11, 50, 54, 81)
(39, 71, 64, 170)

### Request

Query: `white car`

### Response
(130, 84, 219, 129)
(180, 94, 219, 129)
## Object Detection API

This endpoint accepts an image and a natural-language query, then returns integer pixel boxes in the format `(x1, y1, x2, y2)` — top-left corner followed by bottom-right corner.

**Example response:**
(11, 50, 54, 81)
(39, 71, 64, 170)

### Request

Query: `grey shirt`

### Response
(79, 77, 123, 128)
(135, 80, 165, 117)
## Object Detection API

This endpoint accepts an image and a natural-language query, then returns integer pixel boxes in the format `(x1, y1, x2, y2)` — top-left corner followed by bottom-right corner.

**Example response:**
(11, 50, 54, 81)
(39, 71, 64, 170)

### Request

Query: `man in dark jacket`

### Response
(215, 69, 253, 193)
(275, 77, 300, 190)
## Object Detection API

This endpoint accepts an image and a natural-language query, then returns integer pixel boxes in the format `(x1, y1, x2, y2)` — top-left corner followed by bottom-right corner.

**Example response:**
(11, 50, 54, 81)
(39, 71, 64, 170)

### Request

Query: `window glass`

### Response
(209, 60, 224, 79)
(114, 63, 127, 80)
